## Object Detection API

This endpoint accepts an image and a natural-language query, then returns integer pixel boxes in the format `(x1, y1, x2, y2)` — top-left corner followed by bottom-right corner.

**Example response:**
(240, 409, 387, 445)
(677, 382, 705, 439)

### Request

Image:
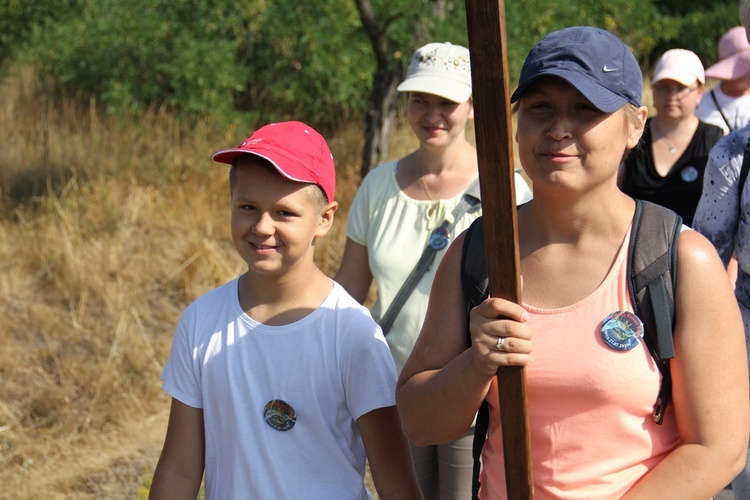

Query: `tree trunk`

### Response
(354, 0, 436, 177)
(361, 63, 401, 178)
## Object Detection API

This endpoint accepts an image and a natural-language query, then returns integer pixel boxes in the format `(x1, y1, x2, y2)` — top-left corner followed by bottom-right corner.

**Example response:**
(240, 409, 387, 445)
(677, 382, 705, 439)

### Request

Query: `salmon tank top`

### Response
(479, 229, 681, 499)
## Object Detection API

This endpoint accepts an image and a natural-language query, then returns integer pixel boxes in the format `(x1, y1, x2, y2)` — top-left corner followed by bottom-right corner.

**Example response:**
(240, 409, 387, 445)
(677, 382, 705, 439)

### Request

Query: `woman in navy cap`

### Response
(397, 26, 748, 498)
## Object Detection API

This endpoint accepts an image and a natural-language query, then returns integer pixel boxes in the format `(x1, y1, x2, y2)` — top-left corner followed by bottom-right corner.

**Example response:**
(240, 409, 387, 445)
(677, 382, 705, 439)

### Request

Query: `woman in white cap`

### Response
(397, 26, 748, 498)
(697, 26, 750, 134)
(335, 41, 531, 499)
(620, 48, 723, 224)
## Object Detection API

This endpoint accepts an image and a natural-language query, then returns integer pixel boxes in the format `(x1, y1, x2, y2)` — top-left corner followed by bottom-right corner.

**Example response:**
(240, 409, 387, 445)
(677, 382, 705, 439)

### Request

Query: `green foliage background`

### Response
(0, 0, 743, 130)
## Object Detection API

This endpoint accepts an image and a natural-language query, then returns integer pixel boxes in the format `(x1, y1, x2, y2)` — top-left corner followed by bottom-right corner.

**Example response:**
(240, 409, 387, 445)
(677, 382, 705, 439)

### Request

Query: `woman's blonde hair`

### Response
(622, 104, 645, 130)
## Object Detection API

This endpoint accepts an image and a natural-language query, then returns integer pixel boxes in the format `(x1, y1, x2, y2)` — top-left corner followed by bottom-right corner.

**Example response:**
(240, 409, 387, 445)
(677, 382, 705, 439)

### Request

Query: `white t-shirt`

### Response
(345, 161, 532, 373)
(161, 279, 396, 499)
(696, 86, 750, 134)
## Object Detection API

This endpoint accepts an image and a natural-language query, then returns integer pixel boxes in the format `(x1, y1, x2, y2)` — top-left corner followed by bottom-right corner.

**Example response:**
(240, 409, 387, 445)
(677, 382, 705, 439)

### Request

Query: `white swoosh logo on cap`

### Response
(602, 66, 619, 72)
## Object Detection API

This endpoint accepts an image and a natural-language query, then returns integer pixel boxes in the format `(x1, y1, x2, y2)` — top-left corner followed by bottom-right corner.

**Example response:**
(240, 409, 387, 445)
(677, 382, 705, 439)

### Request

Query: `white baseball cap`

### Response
(651, 48, 705, 86)
(397, 42, 472, 103)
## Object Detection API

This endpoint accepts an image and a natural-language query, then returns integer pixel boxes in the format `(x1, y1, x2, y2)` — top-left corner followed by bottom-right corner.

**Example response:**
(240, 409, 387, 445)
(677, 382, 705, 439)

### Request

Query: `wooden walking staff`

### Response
(464, 0, 533, 497)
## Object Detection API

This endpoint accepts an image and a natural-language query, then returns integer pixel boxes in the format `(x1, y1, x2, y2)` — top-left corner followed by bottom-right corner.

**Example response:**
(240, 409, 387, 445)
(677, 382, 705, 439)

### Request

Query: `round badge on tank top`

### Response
(600, 311, 644, 351)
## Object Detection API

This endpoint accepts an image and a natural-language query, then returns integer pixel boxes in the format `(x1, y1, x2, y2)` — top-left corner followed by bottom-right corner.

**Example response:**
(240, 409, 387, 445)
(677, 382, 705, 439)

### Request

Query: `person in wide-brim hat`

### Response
(706, 26, 750, 80)
(696, 26, 750, 133)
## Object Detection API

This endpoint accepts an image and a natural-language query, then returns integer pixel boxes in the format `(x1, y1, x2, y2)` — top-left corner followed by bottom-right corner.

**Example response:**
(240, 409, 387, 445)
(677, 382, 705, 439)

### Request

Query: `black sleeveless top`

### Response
(622, 118, 723, 224)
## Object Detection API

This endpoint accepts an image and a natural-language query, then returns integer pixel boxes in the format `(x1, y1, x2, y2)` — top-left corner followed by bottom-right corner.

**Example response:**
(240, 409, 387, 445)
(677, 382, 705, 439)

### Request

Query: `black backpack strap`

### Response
(461, 217, 489, 317)
(739, 139, 750, 195)
(461, 217, 490, 500)
(471, 400, 490, 500)
(627, 199, 681, 424)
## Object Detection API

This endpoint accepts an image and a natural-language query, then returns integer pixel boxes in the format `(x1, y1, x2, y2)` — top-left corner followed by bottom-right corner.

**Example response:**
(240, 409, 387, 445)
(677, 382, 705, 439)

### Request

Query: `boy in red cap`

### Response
(149, 121, 421, 499)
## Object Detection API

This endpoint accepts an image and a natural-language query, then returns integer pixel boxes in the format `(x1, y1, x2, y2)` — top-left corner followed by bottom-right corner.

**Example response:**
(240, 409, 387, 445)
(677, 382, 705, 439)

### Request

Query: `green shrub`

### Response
(11, 0, 744, 129)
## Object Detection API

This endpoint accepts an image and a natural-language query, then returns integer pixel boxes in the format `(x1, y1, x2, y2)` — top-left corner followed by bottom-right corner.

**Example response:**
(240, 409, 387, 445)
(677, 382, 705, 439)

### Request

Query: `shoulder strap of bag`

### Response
(710, 89, 734, 133)
(460, 217, 489, 500)
(378, 178, 481, 335)
(739, 138, 750, 195)
(627, 199, 681, 424)
(461, 216, 489, 316)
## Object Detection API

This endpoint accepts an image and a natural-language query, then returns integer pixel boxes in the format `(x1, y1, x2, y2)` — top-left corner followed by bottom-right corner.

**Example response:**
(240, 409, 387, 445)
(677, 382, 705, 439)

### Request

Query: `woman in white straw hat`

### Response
(620, 48, 723, 223)
(697, 26, 750, 135)
(335, 41, 531, 499)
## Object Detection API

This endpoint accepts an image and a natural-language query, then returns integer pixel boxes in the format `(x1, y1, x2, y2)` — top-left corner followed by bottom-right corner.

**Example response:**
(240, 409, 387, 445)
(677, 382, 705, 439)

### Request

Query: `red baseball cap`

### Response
(212, 121, 336, 203)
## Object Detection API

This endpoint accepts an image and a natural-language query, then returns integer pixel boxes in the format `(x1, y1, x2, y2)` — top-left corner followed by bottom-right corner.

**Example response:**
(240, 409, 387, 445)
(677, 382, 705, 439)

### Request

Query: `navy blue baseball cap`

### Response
(510, 26, 643, 113)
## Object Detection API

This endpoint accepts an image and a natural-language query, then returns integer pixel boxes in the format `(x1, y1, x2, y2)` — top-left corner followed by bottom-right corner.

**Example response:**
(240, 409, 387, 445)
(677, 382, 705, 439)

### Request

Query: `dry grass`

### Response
(0, 66, 420, 498)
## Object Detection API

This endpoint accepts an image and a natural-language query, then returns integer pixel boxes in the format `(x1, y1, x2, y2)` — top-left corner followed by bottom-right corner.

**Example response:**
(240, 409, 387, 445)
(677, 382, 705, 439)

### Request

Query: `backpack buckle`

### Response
(652, 397, 664, 424)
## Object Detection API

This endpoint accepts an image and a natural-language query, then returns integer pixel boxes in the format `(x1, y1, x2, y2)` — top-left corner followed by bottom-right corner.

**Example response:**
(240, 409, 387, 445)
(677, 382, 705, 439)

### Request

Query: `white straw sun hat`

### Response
(397, 42, 472, 103)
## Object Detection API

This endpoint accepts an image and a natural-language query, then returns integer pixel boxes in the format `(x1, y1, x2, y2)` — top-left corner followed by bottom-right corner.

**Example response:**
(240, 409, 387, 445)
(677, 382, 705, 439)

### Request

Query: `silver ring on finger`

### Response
(495, 337, 507, 352)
